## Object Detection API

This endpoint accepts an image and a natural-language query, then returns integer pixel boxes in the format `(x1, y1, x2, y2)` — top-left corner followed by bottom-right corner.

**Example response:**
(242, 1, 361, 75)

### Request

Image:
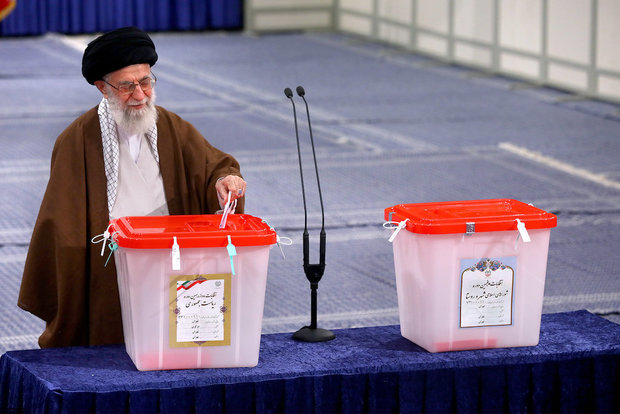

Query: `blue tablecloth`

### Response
(1, 310, 619, 413)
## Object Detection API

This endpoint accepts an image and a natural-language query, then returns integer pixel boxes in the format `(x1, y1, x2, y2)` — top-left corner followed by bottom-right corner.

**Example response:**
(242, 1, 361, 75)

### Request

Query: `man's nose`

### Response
(130, 83, 147, 99)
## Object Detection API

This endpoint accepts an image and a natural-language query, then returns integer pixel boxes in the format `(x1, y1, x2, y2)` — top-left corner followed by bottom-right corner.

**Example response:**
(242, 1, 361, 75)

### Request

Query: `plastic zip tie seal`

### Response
(226, 235, 237, 275)
(91, 223, 113, 257)
(262, 219, 291, 259)
(516, 219, 531, 243)
(104, 240, 118, 267)
(171, 236, 181, 270)
(276, 234, 292, 259)
(386, 219, 409, 243)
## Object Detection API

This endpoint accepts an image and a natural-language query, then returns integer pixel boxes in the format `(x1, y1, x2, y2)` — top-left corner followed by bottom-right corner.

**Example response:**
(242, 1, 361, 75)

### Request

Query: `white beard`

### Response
(107, 88, 158, 136)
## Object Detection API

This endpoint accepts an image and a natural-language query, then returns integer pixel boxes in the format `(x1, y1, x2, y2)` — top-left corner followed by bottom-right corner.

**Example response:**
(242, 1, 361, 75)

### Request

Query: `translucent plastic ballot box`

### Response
(384, 199, 557, 352)
(108, 214, 277, 371)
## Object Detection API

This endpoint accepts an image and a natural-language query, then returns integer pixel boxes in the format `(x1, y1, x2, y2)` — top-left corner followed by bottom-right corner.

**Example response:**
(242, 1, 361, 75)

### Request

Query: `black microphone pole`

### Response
(284, 86, 335, 342)
(284, 87, 309, 237)
(296, 86, 327, 270)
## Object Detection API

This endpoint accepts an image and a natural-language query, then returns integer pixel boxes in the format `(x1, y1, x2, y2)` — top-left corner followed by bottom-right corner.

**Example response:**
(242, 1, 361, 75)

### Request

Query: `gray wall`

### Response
(245, 0, 620, 103)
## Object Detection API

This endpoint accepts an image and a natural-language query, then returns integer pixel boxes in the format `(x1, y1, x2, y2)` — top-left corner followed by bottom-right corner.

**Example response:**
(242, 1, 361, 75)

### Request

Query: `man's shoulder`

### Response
(155, 105, 185, 124)
(60, 106, 100, 136)
(155, 106, 200, 137)
(54, 106, 100, 148)
(74, 106, 99, 124)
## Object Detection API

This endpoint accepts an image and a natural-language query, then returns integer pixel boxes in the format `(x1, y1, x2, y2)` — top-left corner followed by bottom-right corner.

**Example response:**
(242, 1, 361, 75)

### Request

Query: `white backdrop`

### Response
(245, 0, 620, 103)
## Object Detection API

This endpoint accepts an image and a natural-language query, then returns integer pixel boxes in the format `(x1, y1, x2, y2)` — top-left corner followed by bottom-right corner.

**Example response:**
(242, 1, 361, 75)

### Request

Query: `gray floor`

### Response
(1, 31, 619, 354)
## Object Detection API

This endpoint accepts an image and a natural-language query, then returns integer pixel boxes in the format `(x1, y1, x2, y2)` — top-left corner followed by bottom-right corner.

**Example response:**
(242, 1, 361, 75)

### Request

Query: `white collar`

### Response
(117, 127, 143, 163)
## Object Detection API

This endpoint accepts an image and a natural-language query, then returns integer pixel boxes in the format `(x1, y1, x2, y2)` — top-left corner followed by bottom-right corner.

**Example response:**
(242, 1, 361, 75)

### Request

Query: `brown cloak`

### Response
(18, 105, 244, 348)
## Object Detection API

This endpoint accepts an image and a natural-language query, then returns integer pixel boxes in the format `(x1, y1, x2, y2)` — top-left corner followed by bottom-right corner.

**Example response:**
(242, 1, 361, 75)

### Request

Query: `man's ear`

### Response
(94, 80, 108, 98)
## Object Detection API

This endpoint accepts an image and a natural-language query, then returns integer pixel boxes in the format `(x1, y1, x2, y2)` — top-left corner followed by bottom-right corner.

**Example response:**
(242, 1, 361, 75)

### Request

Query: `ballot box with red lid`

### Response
(384, 199, 557, 352)
(108, 214, 277, 371)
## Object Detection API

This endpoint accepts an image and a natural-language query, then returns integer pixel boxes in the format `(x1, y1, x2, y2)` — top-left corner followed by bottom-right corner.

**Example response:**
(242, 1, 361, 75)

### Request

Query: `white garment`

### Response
(109, 133, 169, 220)
(118, 128, 142, 163)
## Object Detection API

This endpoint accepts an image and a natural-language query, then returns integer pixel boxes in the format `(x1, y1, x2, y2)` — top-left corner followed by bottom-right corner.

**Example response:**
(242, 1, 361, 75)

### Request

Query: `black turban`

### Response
(82, 26, 158, 85)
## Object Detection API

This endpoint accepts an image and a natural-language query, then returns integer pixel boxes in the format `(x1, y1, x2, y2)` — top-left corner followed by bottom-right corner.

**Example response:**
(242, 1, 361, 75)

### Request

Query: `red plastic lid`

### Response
(384, 199, 557, 234)
(109, 214, 277, 249)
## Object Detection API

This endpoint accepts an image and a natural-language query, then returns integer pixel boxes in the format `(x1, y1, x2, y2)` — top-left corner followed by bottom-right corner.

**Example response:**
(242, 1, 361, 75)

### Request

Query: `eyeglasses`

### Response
(102, 73, 157, 95)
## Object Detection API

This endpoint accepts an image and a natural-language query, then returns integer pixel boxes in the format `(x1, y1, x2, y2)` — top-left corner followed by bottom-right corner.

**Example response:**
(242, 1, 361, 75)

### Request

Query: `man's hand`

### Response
(215, 175, 247, 207)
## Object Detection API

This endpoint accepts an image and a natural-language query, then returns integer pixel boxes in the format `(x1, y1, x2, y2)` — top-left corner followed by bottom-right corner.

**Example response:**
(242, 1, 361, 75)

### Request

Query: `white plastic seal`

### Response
(261, 219, 292, 259)
(383, 219, 410, 243)
(276, 234, 293, 259)
(515, 219, 531, 243)
(91, 224, 118, 266)
(91, 223, 113, 256)
(171, 236, 181, 270)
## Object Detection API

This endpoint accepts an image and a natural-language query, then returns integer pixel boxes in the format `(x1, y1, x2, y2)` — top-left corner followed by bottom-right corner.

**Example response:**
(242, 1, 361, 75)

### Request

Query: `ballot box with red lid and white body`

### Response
(385, 199, 557, 352)
(108, 214, 277, 371)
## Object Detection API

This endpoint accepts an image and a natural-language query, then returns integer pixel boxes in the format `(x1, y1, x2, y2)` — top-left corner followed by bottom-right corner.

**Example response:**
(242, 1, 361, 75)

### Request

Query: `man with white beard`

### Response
(18, 27, 247, 348)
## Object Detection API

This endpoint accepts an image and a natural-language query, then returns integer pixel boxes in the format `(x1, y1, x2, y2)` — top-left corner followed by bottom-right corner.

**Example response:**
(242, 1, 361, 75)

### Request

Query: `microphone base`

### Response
(292, 326, 335, 343)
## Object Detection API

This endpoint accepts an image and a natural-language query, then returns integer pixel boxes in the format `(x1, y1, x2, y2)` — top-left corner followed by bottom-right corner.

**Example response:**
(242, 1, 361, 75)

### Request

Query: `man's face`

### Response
(96, 63, 153, 106)
(95, 63, 158, 135)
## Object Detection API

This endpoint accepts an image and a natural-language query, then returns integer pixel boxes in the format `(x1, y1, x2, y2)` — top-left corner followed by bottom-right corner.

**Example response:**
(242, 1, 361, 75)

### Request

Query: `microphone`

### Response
(284, 86, 334, 342)
(295, 86, 326, 269)
(284, 88, 309, 241)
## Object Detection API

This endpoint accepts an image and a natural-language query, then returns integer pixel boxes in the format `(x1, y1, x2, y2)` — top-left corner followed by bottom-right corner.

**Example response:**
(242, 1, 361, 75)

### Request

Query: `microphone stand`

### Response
(284, 86, 335, 342)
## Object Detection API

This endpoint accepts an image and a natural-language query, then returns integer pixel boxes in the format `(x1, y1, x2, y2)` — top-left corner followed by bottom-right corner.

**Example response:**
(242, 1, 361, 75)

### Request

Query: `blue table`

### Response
(1, 310, 619, 413)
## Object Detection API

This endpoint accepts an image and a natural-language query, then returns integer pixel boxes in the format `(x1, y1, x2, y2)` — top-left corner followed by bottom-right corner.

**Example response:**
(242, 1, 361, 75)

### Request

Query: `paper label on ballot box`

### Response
(169, 274, 231, 347)
(459, 257, 515, 328)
